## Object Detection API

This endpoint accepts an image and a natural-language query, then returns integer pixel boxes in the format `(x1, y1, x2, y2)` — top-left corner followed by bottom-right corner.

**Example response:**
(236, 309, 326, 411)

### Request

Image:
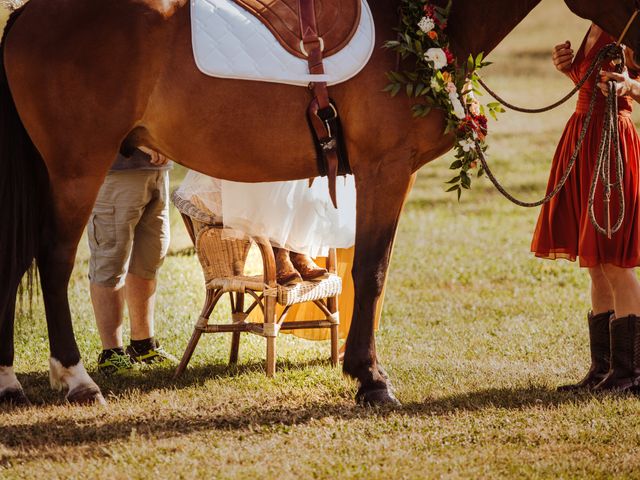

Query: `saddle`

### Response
(232, 0, 358, 207)
(231, 0, 362, 59)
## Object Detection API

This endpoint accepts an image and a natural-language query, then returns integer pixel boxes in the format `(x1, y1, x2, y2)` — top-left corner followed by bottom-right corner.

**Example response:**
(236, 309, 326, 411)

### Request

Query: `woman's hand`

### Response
(597, 70, 631, 97)
(139, 146, 170, 166)
(552, 41, 574, 73)
(598, 69, 640, 103)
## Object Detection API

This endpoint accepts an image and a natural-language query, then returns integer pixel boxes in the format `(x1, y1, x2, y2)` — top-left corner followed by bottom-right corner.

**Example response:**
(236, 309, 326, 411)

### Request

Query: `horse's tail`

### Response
(0, 6, 49, 307)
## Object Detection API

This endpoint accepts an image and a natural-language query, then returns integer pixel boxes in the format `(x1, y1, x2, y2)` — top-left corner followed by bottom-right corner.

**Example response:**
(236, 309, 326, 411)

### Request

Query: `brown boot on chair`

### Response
(558, 310, 613, 392)
(273, 248, 302, 286)
(290, 252, 329, 282)
(593, 314, 640, 393)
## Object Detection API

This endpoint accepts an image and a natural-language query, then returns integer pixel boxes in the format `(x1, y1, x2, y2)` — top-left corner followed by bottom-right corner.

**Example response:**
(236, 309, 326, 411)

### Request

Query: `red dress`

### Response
(531, 31, 640, 268)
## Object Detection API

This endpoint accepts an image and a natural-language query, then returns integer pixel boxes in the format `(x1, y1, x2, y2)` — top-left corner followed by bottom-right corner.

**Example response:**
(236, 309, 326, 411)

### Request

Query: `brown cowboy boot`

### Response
(273, 248, 302, 286)
(593, 314, 640, 393)
(558, 310, 613, 392)
(290, 252, 329, 281)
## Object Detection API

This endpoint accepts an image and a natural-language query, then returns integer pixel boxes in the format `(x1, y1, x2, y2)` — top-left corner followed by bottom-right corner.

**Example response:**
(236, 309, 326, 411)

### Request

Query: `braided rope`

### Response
(475, 77, 599, 207)
(588, 83, 625, 237)
(474, 43, 626, 230)
(478, 43, 619, 113)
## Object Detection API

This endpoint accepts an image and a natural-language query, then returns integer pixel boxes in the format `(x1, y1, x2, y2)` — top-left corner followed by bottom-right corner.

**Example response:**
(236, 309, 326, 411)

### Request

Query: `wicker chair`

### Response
(172, 190, 341, 377)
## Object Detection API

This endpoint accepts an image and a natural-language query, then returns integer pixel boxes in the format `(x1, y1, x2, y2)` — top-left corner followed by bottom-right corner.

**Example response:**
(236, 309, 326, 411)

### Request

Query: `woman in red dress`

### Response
(531, 24, 640, 392)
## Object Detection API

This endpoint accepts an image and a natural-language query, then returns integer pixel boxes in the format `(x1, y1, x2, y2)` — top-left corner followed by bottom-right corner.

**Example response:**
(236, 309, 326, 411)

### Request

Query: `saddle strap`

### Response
(299, 0, 341, 208)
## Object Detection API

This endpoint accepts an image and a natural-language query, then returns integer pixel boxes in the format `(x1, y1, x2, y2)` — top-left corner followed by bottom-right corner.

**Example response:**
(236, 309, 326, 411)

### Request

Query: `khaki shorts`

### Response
(88, 169, 170, 287)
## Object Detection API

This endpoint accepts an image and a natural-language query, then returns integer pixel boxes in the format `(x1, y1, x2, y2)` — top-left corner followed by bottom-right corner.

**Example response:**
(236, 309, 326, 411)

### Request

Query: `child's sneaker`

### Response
(126, 339, 177, 365)
(97, 348, 134, 375)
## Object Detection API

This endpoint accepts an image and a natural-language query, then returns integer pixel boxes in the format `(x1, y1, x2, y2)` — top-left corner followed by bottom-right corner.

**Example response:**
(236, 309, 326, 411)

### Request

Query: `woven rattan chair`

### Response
(172, 190, 341, 377)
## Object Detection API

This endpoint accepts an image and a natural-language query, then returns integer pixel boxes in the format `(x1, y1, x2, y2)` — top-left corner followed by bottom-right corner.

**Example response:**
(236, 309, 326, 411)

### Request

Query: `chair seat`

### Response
(207, 273, 342, 306)
(232, 0, 361, 58)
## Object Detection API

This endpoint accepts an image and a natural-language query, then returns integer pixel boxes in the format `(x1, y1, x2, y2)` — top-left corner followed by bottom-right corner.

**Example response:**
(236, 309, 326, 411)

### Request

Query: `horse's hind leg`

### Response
(343, 169, 415, 406)
(37, 169, 112, 405)
(0, 282, 30, 407)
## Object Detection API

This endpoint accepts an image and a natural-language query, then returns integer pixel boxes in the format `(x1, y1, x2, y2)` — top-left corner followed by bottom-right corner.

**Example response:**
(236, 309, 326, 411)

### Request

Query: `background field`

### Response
(3, 2, 640, 479)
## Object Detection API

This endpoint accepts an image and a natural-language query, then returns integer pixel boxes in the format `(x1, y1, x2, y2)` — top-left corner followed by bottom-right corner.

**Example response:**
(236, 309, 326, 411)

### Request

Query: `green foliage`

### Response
(384, 1, 503, 199)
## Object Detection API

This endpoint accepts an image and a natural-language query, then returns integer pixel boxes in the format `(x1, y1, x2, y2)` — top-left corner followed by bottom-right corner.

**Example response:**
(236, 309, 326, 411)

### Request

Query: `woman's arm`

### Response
(598, 70, 640, 102)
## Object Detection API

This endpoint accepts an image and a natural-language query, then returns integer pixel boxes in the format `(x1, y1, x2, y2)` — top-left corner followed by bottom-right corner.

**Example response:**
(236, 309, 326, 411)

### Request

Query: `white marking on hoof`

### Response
(0, 366, 22, 395)
(49, 358, 105, 404)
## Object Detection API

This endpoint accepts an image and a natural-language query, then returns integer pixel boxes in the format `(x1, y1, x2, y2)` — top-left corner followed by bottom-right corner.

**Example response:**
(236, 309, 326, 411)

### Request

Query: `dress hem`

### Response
(532, 250, 640, 269)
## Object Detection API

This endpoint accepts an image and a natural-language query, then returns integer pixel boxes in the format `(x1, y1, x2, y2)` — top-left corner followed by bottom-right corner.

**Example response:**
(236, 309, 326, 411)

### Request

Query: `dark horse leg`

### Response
(0, 283, 30, 406)
(37, 170, 111, 405)
(343, 168, 415, 406)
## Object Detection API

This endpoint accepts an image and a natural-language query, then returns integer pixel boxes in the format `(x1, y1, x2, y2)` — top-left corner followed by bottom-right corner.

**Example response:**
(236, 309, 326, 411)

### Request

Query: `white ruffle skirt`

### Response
(177, 171, 356, 258)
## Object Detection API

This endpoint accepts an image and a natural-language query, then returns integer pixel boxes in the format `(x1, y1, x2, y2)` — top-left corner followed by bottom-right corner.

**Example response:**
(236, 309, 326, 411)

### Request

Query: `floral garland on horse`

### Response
(385, 0, 504, 198)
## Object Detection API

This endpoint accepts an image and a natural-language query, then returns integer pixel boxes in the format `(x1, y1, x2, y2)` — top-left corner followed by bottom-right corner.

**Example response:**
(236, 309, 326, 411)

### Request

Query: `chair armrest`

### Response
(180, 213, 197, 245)
(254, 236, 278, 289)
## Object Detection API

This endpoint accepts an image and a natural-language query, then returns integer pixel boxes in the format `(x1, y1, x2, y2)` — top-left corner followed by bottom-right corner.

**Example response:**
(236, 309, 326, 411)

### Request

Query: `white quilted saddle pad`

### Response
(191, 0, 375, 87)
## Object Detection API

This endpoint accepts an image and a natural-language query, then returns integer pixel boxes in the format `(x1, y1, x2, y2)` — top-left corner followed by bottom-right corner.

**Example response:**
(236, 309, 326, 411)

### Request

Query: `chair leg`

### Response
(264, 293, 277, 377)
(175, 329, 203, 378)
(330, 323, 339, 367)
(229, 292, 244, 365)
(266, 336, 276, 377)
(229, 332, 241, 365)
(175, 289, 222, 378)
(327, 292, 340, 367)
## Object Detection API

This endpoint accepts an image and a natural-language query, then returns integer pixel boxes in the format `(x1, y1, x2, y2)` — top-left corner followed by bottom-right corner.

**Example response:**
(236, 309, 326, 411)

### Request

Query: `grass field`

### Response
(4, 2, 640, 479)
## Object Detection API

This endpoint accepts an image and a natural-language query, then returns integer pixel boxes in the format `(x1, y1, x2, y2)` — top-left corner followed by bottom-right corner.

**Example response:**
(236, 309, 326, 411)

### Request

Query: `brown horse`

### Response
(0, 0, 638, 406)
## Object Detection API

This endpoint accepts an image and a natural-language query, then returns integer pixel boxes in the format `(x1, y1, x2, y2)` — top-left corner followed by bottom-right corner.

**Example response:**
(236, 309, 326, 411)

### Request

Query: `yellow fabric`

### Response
(248, 247, 383, 340)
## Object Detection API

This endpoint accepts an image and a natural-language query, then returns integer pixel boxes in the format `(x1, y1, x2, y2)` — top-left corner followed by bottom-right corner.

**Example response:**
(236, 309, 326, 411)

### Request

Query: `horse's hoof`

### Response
(0, 388, 31, 407)
(377, 364, 390, 381)
(66, 385, 107, 406)
(356, 386, 401, 408)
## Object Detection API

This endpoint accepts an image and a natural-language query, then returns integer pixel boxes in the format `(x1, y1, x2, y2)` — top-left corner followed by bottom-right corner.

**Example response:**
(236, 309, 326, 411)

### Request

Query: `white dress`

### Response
(177, 171, 357, 258)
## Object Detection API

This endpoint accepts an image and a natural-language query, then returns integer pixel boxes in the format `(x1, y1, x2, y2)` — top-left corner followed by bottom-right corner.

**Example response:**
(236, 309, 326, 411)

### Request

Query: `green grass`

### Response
(4, 1, 640, 478)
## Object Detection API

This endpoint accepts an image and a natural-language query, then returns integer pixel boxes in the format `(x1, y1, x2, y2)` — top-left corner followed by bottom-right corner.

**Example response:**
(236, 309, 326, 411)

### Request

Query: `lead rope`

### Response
(472, 44, 625, 236)
(588, 82, 625, 238)
(477, 44, 617, 114)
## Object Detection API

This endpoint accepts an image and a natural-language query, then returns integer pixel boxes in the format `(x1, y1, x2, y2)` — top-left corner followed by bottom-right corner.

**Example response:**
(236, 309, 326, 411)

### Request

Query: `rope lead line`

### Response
(475, 43, 626, 236)
(588, 82, 625, 238)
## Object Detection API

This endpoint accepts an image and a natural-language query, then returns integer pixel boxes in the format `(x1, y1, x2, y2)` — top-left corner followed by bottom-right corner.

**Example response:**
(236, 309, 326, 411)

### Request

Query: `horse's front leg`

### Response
(344, 168, 415, 406)
(37, 173, 108, 405)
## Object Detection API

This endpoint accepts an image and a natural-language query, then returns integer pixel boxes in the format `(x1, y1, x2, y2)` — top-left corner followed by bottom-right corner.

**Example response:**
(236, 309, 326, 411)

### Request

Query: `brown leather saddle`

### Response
(231, 0, 360, 207)
(232, 0, 361, 59)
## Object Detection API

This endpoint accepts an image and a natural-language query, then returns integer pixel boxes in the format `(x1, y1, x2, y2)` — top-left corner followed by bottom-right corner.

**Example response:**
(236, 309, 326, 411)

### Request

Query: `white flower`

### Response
(458, 138, 475, 152)
(430, 76, 441, 92)
(448, 91, 466, 119)
(464, 87, 481, 115)
(424, 48, 448, 70)
(418, 16, 435, 34)
(469, 100, 481, 116)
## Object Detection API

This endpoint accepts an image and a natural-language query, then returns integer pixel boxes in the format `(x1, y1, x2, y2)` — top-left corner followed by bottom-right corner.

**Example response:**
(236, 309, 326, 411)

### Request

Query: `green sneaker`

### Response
(126, 340, 177, 365)
(97, 349, 134, 375)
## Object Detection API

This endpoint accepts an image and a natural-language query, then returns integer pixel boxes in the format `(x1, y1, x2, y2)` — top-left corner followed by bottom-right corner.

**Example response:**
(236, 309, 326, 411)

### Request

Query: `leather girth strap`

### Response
(299, 0, 344, 208)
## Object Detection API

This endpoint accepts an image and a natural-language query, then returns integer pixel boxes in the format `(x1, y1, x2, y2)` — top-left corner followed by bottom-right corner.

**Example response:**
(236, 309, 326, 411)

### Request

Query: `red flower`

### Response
(475, 114, 488, 133)
(444, 48, 455, 65)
